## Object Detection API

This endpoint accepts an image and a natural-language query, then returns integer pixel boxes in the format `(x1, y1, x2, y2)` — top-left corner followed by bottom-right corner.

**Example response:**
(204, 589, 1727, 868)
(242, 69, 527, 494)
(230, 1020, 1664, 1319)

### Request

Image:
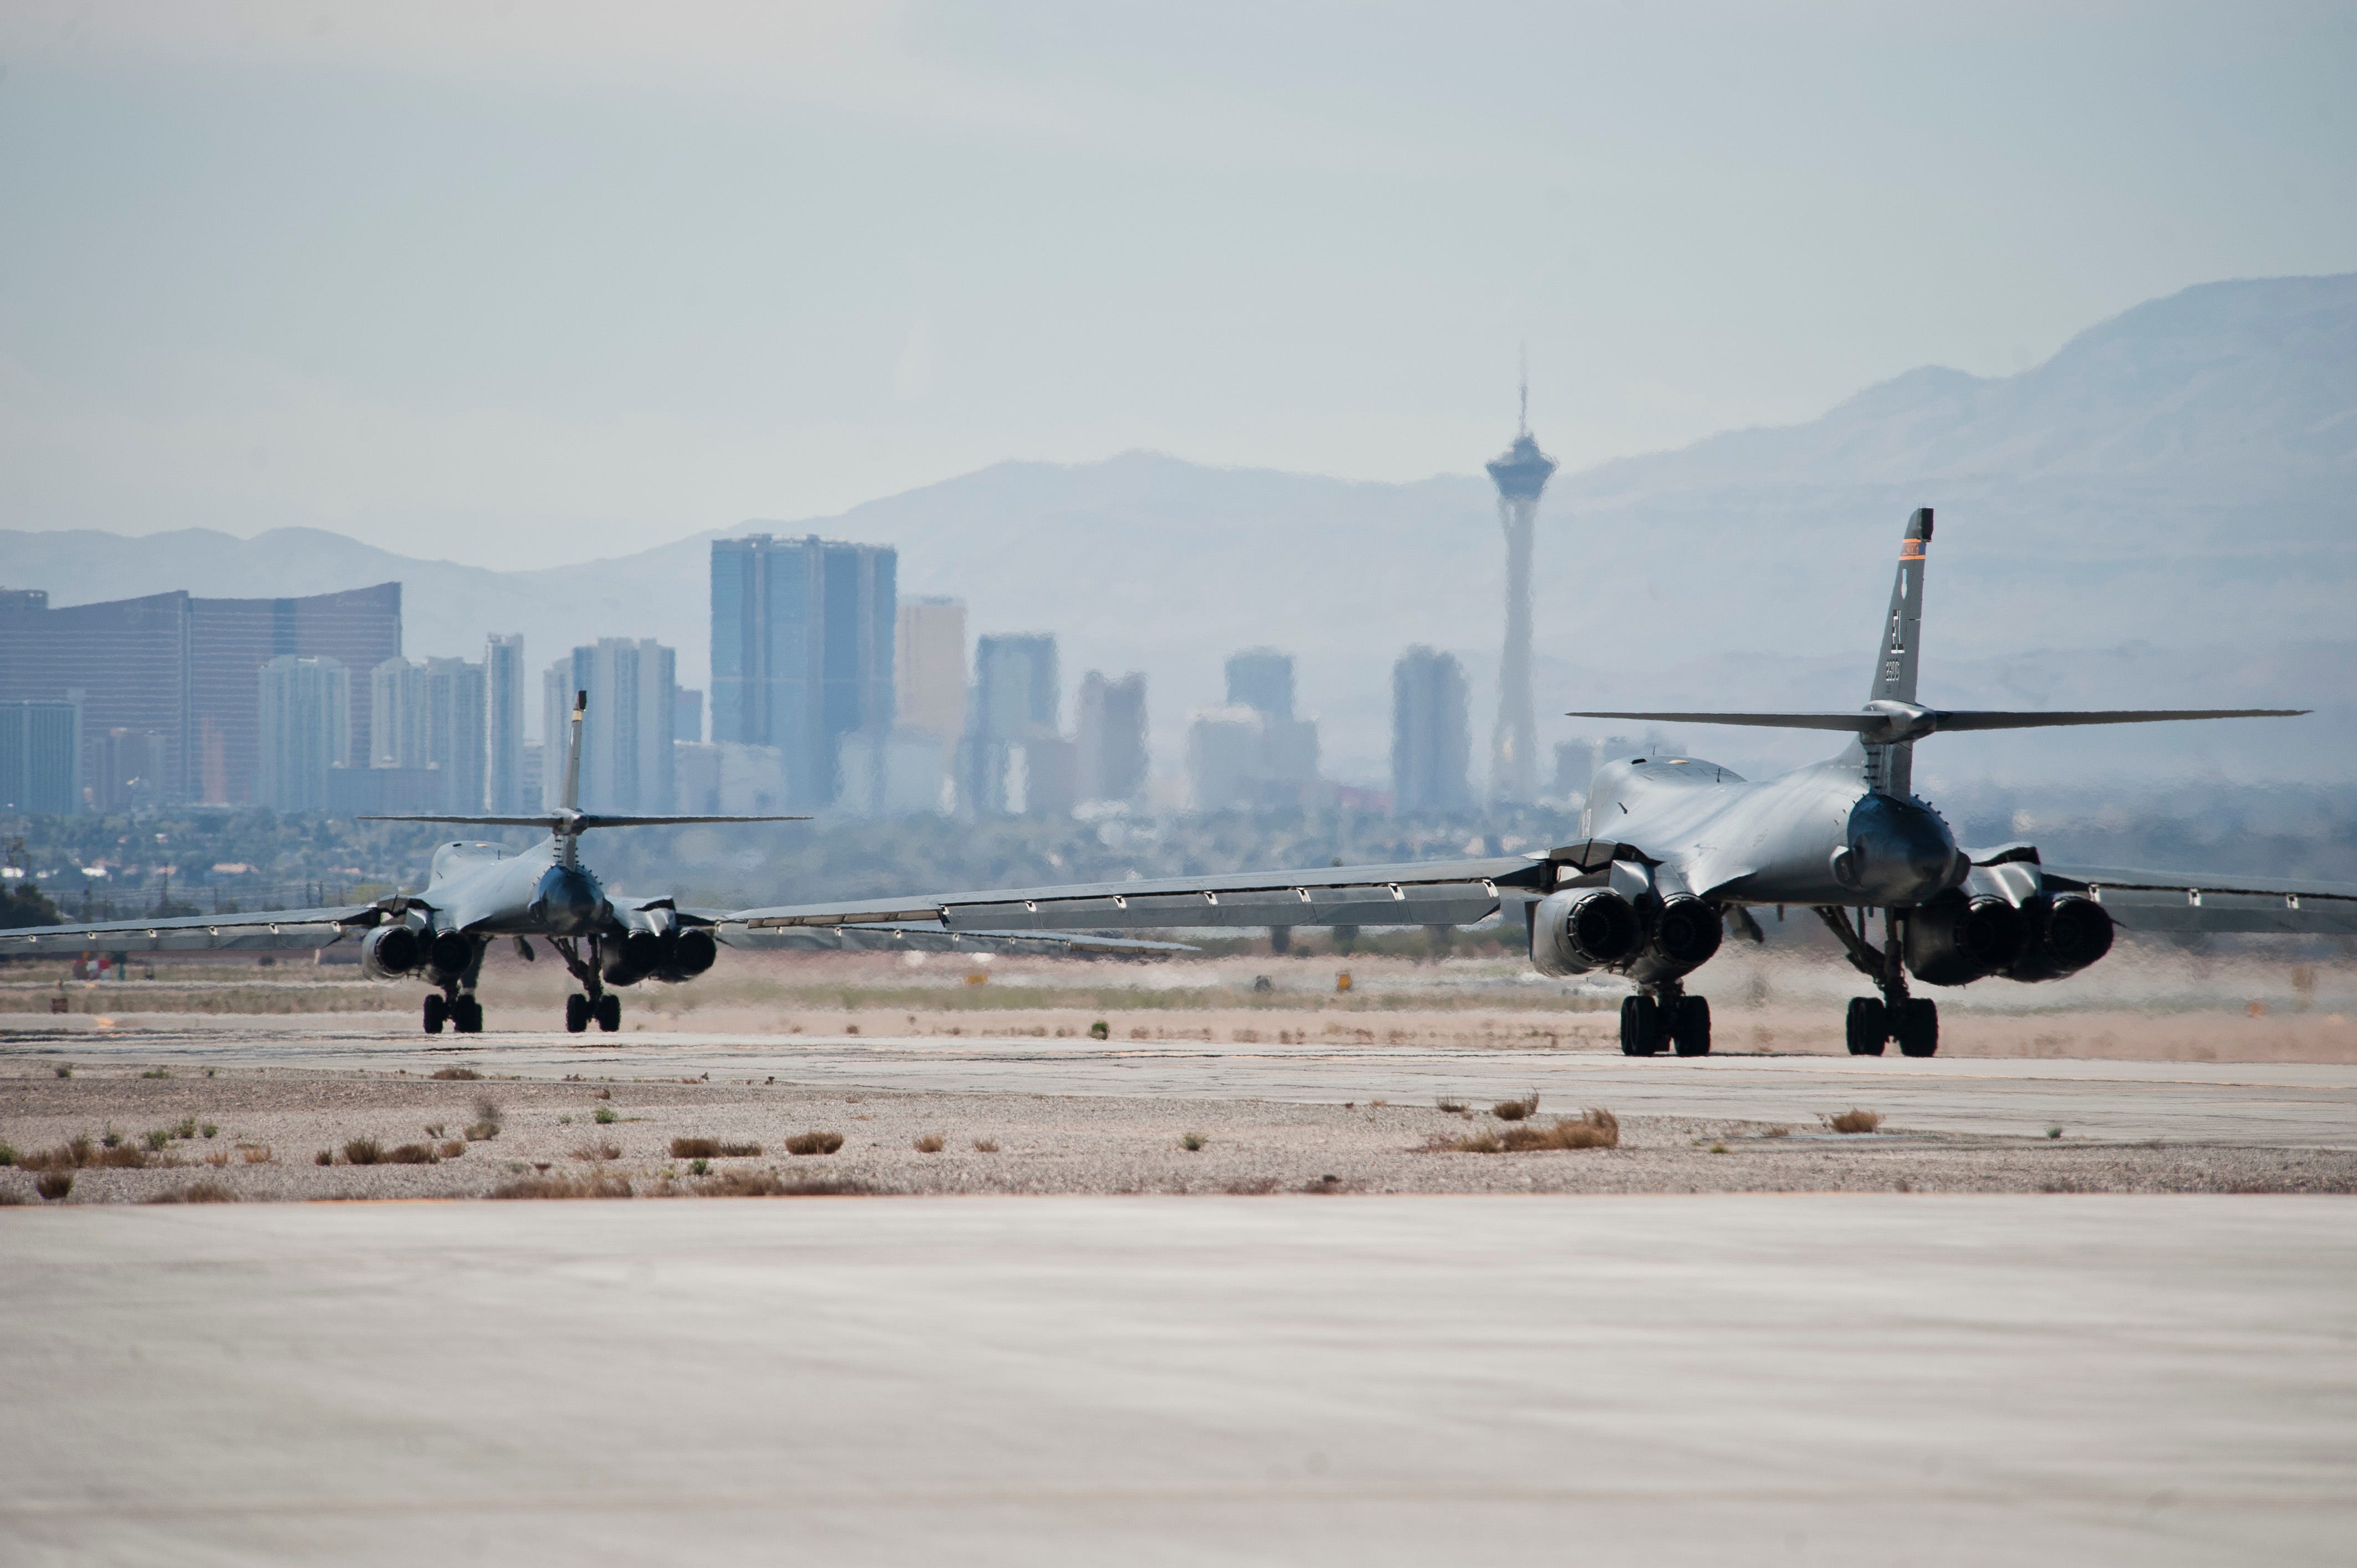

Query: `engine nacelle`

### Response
(2002, 894, 2114, 983)
(423, 930, 476, 986)
(1627, 894, 1724, 983)
(1529, 888, 1642, 977)
(603, 929, 663, 987)
(358, 924, 421, 981)
(1905, 892, 2027, 987)
(657, 927, 718, 981)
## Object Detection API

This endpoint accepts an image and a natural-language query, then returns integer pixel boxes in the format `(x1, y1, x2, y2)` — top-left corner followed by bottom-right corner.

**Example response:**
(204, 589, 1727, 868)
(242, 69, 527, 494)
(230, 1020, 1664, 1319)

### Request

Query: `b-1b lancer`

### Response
(735, 509, 2357, 1058)
(9, 693, 1180, 1033)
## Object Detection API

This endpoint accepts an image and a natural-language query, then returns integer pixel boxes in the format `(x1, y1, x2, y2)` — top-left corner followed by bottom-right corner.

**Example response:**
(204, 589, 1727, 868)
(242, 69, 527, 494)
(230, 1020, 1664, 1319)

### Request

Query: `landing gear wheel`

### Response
(595, 993, 621, 1033)
(1844, 997, 1887, 1056)
(1619, 994, 1663, 1056)
(451, 996, 483, 1034)
(564, 993, 590, 1034)
(423, 993, 447, 1035)
(1672, 996, 1713, 1056)
(1896, 997, 1939, 1058)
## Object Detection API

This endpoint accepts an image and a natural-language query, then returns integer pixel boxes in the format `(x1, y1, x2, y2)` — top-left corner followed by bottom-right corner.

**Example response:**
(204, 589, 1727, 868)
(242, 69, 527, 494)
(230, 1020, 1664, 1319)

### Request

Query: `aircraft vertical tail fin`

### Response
(561, 690, 586, 814)
(1865, 508, 1931, 795)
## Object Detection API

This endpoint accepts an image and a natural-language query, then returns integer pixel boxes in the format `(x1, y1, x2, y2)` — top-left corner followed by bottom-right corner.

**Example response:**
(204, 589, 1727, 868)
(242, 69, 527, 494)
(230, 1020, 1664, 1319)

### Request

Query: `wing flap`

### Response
(0, 905, 378, 955)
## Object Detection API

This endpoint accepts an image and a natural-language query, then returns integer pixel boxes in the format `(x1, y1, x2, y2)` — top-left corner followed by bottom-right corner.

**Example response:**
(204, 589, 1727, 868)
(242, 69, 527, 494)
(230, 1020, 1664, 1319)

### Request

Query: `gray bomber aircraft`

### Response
(9, 692, 1181, 1033)
(730, 509, 2357, 1058)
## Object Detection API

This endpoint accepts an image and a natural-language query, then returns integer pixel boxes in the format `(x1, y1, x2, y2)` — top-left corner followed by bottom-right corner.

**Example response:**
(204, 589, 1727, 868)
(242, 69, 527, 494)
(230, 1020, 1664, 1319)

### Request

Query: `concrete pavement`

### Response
(2, 1194, 2352, 1565)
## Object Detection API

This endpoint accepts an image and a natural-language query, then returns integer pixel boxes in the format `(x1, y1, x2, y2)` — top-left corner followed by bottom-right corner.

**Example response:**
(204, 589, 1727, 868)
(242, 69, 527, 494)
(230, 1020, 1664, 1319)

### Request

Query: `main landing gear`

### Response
(551, 937, 620, 1035)
(1817, 907, 1938, 1058)
(1620, 981, 1712, 1057)
(423, 991, 484, 1034)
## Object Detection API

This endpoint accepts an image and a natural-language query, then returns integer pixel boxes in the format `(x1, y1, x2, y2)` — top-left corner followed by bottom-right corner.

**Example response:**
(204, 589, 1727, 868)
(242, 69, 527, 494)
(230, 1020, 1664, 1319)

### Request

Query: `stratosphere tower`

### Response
(1483, 367, 1557, 802)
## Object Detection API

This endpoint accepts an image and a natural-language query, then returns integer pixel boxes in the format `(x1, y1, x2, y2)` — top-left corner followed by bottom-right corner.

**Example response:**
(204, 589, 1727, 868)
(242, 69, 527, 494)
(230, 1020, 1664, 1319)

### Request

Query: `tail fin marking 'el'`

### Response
(1872, 508, 1931, 709)
(562, 690, 586, 815)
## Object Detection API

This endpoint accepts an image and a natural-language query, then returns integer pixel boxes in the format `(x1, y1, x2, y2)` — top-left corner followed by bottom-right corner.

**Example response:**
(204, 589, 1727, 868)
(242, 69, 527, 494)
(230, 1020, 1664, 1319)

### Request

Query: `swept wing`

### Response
(0, 902, 393, 955)
(728, 855, 1550, 936)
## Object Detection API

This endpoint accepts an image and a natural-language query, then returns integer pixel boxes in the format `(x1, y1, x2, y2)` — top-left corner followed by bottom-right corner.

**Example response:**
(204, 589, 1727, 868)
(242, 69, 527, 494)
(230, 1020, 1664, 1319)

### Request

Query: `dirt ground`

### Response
(4, 1065, 2352, 1204)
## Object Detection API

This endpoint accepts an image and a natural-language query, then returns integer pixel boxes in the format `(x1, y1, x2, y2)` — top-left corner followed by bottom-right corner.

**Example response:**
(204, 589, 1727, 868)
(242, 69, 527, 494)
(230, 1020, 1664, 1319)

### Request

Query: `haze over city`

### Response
(4, 1, 2354, 566)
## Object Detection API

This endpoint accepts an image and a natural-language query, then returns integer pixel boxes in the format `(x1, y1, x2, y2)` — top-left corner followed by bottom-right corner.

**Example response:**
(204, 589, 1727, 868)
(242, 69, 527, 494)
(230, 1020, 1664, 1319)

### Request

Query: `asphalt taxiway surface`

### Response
(9, 1020, 2357, 1147)
(3, 1195, 2352, 1566)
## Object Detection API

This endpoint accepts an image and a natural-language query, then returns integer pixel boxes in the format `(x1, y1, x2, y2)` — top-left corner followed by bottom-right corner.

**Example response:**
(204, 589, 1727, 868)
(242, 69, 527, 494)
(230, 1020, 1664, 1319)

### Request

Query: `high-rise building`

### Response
(1076, 671, 1148, 804)
(1224, 649, 1295, 722)
(895, 597, 967, 741)
(672, 688, 703, 744)
(256, 657, 351, 812)
(484, 634, 528, 813)
(1484, 369, 1557, 804)
(0, 582, 399, 805)
(1392, 646, 1471, 817)
(711, 533, 896, 808)
(369, 658, 430, 769)
(90, 727, 170, 814)
(423, 657, 486, 813)
(1186, 706, 1267, 813)
(543, 640, 676, 812)
(963, 633, 1059, 816)
(0, 699, 82, 814)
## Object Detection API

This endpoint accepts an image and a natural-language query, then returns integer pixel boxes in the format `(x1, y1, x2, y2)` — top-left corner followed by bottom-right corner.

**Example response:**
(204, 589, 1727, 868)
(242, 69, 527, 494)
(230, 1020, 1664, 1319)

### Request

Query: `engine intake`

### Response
(1529, 889, 1642, 977)
(358, 924, 421, 981)
(1905, 893, 2026, 987)
(2003, 894, 2114, 983)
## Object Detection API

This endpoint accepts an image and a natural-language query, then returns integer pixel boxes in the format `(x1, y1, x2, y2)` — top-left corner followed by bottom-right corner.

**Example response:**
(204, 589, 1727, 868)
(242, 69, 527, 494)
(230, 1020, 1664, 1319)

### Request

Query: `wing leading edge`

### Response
(727, 855, 1551, 935)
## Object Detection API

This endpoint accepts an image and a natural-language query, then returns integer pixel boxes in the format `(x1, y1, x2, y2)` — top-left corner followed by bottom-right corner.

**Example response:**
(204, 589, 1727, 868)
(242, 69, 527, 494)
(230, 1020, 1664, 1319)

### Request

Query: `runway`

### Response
(10, 1019, 2357, 1147)
(2, 1195, 2351, 1565)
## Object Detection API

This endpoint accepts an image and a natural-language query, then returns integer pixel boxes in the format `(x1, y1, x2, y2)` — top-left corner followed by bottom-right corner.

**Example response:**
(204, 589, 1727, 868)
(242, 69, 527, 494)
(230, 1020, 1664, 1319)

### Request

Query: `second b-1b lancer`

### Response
(7, 693, 1182, 1033)
(731, 508, 2357, 1057)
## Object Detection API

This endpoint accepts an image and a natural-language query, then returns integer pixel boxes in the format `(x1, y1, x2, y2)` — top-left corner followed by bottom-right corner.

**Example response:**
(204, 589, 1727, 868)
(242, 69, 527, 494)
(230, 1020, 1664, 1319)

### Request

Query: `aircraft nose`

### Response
(1849, 801, 1963, 904)
(531, 868, 606, 934)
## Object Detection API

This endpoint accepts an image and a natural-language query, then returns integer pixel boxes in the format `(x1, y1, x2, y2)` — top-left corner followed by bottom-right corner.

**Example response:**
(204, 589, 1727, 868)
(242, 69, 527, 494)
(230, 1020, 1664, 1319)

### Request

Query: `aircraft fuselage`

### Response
(1588, 752, 1964, 909)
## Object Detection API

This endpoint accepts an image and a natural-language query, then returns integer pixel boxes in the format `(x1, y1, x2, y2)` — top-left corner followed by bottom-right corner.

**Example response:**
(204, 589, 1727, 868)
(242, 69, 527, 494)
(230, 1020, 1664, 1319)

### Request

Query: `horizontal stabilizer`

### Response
(360, 812, 809, 831)
(1567, 707, 2307, 738)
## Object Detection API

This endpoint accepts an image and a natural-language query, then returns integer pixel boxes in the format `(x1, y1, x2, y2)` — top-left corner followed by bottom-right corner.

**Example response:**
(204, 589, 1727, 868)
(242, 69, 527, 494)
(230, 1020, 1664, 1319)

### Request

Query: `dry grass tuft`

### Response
(35, 1172, 72, 1200)
(386, 1142, 440, 1164)
(17, 1139, 152, 1172)
(1827, 1108, 1882, 1134)
(489, 1171, 634, 1200)
(1180, 1132, 1205, 1151)
(972, 1138, 999, 1153)
(913, 1133, 945, 1153)
(341, 1138, 385, 1165)
(670, 1136, 720, 1159)
(784, 1131, 845, 1156)
(1492, 1092, 1541, 1121)
(429, 1067, 482, 1080)
(692, 1169, 876, 1198)
(436, 1140, 465, 1159)
(240, 1144, 273, 1163)
(148, 1180, 238, 1204)
(464, 1121, 500, 1141)
(1441, 1108, 1620, 1154)
(1434, 1097, 1468, 1115)
(572, 1142, 622, 1162)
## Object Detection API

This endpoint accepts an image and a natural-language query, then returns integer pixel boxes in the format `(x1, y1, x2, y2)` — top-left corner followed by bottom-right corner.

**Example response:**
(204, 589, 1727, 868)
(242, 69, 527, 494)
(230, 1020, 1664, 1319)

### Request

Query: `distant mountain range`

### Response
(6, 272, 2352, 788)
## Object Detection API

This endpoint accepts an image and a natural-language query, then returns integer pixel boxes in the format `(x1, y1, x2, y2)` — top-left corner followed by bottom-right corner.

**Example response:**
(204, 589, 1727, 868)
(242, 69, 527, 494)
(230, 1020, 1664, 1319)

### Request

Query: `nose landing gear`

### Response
(552, 936, 622, 1034)
(1819, 907, 1939, 1058)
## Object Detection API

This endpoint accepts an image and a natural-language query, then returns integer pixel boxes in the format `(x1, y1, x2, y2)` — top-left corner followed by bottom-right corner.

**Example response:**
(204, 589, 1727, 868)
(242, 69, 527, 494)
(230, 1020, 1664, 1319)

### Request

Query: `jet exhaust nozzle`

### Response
(1643, 895, 1725, 974)
(603, 929, 664, 987)
(658, 927, 718, 981)
(358, 925, 421, 981)
(1528, 888, 1643, 977)
(1905, 892, 2027, 987)
(423, 931, 475, 985)
(2002, 894, 2114, 983)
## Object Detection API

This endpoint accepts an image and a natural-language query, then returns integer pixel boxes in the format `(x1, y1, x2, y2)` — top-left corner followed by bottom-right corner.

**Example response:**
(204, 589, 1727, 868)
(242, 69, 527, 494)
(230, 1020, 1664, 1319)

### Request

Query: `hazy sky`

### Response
(3, 1, 2353, 569)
